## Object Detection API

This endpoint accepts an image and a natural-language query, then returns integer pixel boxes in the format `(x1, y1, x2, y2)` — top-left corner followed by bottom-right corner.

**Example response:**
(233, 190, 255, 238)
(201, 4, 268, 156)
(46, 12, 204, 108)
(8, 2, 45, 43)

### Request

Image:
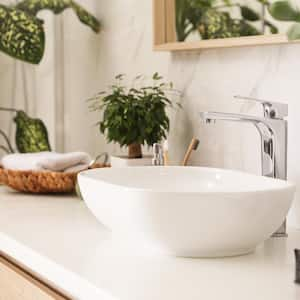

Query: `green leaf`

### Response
(14, 111, 51, 153)
(199, 10, 260, 39)
(240, 6, 260, 21)
(153, 72, 162, 81)
(0, 5, 45, 64)
(15, 0, 101, 33)
(287, 23, 300, 40)
(115, 74, 125, 80)
(268, 1, 300, 21)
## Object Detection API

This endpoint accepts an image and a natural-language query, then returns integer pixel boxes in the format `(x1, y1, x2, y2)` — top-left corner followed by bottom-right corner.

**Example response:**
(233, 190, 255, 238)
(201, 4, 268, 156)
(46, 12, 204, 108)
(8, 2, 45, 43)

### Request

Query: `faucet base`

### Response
(272, 232, 288, 238)
(271, 220, 288, 238)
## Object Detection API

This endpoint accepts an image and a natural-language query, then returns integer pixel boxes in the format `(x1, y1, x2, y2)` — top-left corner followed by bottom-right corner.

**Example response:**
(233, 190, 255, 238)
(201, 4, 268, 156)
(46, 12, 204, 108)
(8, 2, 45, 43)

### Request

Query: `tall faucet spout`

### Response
(199, 111, 287, 180)
(200, 112, 270, 129)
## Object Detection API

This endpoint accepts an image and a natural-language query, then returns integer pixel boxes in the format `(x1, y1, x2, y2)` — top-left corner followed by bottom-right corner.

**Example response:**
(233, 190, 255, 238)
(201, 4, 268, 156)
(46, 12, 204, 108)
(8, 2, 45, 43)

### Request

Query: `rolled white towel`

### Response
(1, 152, 92, 173)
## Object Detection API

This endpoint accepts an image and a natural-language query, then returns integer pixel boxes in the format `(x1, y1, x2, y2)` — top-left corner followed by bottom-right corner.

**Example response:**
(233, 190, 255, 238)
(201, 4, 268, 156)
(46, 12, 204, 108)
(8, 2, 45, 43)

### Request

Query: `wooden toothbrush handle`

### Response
(182, 139, 199, 166)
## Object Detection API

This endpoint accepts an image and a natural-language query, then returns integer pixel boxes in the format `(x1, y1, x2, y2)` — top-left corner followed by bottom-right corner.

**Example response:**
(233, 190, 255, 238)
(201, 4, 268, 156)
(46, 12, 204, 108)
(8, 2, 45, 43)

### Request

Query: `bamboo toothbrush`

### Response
(163, 140, 170, 166)
(182, 138, 200, 166)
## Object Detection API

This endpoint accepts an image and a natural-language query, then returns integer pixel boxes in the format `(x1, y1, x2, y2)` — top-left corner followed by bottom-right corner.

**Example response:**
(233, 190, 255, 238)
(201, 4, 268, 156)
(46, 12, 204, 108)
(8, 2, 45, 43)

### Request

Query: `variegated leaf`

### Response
(0, 5, 45, 64)
(16, 0, 101, 33)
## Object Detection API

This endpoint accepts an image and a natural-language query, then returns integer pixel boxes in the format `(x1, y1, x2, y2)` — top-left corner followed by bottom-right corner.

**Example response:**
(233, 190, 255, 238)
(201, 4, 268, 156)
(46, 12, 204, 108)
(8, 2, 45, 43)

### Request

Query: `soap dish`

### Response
(0, 163, 110, 194)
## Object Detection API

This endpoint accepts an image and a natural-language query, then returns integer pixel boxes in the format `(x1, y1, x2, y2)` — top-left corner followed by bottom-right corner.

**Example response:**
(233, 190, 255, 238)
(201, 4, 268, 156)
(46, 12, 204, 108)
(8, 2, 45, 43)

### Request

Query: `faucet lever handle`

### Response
(234, 95, 288, 119)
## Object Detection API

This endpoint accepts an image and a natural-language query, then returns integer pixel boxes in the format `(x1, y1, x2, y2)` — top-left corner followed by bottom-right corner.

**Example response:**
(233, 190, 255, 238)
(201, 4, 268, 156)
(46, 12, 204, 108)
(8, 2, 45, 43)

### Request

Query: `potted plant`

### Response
(89, 73, 179, 167)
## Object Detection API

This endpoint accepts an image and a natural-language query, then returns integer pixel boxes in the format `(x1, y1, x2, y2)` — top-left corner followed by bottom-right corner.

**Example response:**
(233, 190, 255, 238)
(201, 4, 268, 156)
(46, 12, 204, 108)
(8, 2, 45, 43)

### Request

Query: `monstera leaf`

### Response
(0, 4, 45, 64)
(16, 0, 101, 33)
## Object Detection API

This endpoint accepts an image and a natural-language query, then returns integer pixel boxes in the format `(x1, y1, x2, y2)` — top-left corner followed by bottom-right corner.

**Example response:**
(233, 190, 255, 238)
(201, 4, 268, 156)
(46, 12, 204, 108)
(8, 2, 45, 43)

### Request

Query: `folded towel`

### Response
(1, 152, 92, 173)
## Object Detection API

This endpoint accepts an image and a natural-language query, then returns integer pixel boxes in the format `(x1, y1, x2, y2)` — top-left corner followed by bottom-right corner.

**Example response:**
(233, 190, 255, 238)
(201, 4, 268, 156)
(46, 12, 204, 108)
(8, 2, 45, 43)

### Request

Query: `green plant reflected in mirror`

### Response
(153, 0, 300, 51)
(175, 0, 292, 42)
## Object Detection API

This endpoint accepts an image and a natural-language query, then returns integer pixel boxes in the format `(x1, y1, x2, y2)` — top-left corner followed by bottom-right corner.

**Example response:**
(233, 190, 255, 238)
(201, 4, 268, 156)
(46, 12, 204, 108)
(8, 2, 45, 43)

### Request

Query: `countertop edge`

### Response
(0, 232, 117, 300)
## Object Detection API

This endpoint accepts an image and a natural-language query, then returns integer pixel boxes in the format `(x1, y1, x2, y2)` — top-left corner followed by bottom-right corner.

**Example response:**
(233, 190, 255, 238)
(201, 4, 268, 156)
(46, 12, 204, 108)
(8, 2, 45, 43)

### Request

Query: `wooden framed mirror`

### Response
(153, 0, 299, 51)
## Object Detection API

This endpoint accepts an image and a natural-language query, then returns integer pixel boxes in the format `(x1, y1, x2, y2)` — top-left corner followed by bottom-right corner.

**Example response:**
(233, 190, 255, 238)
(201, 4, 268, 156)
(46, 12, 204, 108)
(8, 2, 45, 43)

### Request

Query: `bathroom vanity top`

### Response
(0, 186, 300, 300)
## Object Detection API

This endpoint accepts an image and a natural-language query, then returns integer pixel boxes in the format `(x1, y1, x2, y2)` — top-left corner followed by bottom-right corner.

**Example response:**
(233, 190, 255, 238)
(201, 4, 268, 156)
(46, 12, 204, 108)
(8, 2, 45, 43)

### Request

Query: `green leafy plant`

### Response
(269, 0, 300, 39)
(0, 0, 100, 64)
(176, 0, 278, 41)
(0, 108, 51, 153)
(89, 74, 180, 159)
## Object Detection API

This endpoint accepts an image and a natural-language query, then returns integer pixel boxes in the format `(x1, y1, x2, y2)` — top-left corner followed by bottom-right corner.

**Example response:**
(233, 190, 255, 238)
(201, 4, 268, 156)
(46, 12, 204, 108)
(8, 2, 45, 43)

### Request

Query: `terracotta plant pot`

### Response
(128, 143, 142, 159)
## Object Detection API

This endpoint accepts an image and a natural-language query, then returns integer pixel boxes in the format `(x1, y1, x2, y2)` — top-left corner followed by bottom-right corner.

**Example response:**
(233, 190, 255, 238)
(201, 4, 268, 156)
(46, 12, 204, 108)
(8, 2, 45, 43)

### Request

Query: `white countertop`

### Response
(0, 186, 300, 300)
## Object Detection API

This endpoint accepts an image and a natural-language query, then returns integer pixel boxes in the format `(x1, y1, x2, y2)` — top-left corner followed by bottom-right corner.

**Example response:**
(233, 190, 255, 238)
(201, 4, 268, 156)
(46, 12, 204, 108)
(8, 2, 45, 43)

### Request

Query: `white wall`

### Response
(60, 0, 300, 226)
(1, 0, 300, 227)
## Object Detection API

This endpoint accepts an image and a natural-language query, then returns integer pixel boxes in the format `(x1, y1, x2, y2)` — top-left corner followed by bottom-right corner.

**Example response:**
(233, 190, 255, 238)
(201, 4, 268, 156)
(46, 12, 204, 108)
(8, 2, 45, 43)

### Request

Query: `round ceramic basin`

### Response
(78, 167, 295, 257)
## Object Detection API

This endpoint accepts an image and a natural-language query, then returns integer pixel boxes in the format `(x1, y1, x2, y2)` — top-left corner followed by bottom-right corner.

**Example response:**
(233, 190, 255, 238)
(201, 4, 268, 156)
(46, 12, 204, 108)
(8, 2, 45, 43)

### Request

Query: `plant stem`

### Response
(9, 60, 17, 140)
(0, 107, 18, 113)
(0, 130, 14, 153)
(21, 63, 29, 113)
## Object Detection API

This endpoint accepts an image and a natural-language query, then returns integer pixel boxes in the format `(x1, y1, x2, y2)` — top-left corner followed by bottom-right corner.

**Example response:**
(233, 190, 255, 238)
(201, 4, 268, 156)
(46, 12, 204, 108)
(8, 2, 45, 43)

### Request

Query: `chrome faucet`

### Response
(200, 95, 288, 237)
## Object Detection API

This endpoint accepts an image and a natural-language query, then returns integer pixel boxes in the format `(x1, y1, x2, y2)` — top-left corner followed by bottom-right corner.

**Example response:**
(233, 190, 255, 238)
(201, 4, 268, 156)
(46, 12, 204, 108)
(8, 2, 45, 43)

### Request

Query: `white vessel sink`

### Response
(78, 167, 295, 258)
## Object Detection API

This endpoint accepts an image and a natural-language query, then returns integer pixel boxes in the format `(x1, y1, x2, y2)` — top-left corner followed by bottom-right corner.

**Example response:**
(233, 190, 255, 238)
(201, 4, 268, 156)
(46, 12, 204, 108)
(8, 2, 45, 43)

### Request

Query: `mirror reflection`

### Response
(175, 0, 298, 41)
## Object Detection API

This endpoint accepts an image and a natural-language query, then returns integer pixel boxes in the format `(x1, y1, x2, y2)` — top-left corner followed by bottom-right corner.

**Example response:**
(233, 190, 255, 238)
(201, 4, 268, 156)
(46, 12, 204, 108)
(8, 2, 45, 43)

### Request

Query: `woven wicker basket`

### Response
(0, 163, 109, 194)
